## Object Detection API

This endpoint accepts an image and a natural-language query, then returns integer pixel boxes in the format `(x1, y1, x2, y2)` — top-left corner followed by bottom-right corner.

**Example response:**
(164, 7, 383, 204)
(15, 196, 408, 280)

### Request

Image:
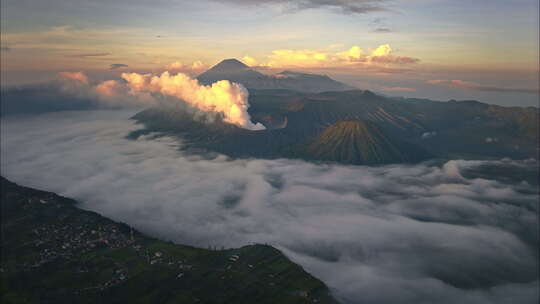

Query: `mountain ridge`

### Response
(131, 88, 538, 164)
(0, 176, 338, 304)
(197, 59, 355, 93)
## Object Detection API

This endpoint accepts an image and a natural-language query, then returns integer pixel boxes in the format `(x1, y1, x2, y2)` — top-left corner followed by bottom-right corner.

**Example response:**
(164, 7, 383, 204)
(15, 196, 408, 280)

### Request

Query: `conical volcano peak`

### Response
(197, 58, 265, 85)
(197, 58, 355, 92)
(211, 58, 249, 70)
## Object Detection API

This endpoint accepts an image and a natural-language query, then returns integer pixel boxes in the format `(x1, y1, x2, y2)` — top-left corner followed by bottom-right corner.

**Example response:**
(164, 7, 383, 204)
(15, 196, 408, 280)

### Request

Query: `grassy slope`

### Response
(306, 120, 407, 165)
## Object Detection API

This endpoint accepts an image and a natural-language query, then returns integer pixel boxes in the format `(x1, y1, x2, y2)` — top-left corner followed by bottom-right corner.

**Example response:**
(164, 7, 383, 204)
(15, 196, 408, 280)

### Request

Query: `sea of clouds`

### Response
(1, 110, 538, 304)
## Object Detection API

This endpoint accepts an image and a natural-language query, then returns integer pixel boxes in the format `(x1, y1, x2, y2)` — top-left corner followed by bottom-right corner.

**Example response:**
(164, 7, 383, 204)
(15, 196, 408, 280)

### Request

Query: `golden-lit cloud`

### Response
(242, 56, 258, 67)
(371, 44, 392, 57)
(58, 71, 89, 84)
(265, 49, 332, 67)
(166, 61, 185, 70)
(95, 80, 123, 97)
(165, 61, 208, 74)
(251, 44, 419, 68)
(191, 60, 206, 70)
(336, 46, 363, 61)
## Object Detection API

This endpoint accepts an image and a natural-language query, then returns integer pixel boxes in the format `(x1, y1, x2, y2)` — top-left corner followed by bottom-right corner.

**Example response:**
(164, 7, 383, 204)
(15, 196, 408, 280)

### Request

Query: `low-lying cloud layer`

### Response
(427, 79, 540, 95)
(1, 111, 538, 304)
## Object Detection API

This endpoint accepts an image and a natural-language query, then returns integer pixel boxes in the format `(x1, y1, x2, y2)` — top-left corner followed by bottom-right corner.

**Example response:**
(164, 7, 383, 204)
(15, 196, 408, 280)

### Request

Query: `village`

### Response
(1, 177, 331, 303)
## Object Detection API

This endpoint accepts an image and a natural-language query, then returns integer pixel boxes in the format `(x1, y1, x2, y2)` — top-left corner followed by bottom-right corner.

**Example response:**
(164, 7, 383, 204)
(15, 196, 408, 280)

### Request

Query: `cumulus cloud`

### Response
(337, 45, 363, 60)
(265, 48, 333, 67)
(58, 71, 89, 84)
(54, 71, 158, 108)
(242, 55, 258, 66)
(165, 61, 208, 74)
(1, 111, 538, 304)
(212, 0, 391, 15)
(121, 72, 265, 130)
(254, 44, 419, 68)
(368, 44, 419, 64)
(427, 80, 540, 94)
(371, 44, 391, 56)
(191, 60, 206, 70)
(110, 63, 129, 70)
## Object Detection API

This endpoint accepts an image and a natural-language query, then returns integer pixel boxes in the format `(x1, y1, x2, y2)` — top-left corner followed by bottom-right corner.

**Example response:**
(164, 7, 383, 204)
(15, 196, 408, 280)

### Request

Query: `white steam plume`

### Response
(121, 72, 265, 130)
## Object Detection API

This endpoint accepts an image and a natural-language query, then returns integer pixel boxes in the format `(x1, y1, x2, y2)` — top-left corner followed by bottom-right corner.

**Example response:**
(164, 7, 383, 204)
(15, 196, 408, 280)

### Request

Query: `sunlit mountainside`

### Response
(131, 59, 538, 165)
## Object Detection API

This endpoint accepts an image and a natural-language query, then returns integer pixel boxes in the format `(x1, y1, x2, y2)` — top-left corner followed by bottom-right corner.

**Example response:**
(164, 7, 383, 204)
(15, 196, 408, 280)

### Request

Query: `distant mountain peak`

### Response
(197, 58, 355, 92)
(197, 58, 264, 85)
(211, 58, 249, 70)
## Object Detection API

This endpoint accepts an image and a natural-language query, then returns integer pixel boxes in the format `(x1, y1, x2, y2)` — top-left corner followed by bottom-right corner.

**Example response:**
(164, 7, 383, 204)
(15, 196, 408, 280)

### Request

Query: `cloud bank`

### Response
(2, 71, 264, 130)
(1, 110, 537, 304)
(250, 44, 419, 68)
(165, 61, 208, 74)
(213, 0, 392, 15)
(427, 80, 540, 95)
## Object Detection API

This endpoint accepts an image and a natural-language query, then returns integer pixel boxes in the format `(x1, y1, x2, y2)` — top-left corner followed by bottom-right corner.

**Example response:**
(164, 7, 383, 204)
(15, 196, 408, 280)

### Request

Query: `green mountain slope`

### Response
(0, 177, 338, 304)
(131, 89, 538, 164)
(131, 106, 431, 165)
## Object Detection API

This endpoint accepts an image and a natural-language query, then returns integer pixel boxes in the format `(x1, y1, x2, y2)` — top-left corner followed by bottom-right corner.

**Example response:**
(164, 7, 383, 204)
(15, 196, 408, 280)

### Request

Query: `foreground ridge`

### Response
(0, 177, 338, 304)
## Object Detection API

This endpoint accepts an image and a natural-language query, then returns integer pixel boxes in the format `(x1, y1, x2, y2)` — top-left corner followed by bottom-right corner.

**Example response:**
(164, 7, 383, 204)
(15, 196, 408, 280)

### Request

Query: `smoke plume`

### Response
(121, 72, 265, 130)
(2, 71, 265, 131)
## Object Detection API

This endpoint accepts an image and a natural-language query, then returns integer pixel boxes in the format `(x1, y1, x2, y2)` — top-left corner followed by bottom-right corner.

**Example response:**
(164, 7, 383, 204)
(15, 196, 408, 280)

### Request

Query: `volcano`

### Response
(306, 120, 427, 164)
(197, 59, 266, 85)
(197, 59, 355, 93)
(131, 86, 538, 164)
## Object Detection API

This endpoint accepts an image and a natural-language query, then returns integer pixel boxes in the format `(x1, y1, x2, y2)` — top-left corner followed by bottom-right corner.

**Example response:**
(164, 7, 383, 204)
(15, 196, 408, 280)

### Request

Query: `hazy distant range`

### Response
(1, 58, 538, 166)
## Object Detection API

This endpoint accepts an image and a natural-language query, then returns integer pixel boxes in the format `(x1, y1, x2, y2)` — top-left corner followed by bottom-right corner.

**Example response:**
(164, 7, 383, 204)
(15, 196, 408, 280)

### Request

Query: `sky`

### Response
(1, 0, 539, 106)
